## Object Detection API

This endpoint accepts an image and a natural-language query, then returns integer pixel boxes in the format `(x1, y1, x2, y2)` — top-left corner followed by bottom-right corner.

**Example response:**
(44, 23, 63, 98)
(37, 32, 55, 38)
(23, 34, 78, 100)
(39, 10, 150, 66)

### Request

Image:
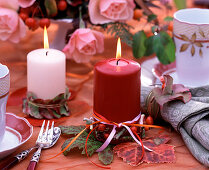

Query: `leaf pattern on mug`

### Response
(180, 34, 190, 41)
(191, 45, 195, 56)
(199, 48, 203, 57)
(191, 33, 196, 43)
(199, 29, 205, 38)
(179, 32, 203, 57)
(180, 43, 189, 52)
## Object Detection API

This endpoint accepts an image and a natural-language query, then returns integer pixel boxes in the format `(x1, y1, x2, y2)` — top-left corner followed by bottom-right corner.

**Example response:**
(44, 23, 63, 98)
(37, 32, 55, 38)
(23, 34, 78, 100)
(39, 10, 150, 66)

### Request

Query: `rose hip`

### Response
(39, 18, 51, 29)
(58, 0, 67, 11)
(146, 116, 154, 125)
(97, 124, 106, 131)
(25, 18, 36, 28)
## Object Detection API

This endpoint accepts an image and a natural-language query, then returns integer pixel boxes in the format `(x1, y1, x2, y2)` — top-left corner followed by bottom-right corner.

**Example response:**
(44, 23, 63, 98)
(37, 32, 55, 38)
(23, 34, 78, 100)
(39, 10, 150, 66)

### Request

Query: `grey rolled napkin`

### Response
(141, 85, 209, 167)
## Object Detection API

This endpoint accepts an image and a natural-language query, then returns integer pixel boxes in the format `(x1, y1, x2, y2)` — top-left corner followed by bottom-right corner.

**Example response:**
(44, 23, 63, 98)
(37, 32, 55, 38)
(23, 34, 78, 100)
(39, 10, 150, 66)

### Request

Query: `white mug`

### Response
(174, 8, 209, 87)
(0, 64, 10, 144)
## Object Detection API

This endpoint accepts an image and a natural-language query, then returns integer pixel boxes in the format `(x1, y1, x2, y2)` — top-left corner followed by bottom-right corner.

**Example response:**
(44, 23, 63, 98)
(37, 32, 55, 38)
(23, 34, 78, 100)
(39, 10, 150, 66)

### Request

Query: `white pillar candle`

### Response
(27, 48, 66, 100)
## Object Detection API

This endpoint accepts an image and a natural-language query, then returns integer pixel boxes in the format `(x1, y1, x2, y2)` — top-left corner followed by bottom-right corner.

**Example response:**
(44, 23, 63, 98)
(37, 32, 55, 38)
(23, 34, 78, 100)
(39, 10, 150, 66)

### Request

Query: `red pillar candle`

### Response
(94, 39, 141, 123)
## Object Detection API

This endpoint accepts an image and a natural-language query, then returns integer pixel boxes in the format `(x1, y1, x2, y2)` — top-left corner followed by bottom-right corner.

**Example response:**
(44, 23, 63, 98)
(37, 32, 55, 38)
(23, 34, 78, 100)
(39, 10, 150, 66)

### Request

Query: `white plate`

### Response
(0, 113, 33, 160)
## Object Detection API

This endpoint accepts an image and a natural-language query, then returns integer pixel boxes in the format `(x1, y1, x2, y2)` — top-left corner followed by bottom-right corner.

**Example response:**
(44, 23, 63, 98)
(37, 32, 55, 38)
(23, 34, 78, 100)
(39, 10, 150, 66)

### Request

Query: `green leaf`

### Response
(51, 110, 61, 118)
(153, 32, 175, 64)
(45, 0, 57, 16)
(98, 146, 114, 165)
(61, 130, 102, 156)
(59, 106, 69, 116)
(52, 94, 65, 103)
(28, 103, 43, 119)
(144, 36, 154, 56)
(164, 16, 173, 22)
(132, 31, 147, 59)
(173, 0, 186, 9)
(60, 125, 86, 135)
(148, 14, 157, 22)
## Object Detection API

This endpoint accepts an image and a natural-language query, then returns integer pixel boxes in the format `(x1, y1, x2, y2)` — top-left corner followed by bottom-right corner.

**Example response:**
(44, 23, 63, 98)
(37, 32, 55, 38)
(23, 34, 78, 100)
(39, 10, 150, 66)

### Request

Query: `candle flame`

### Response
(44, 26, 49, 49)
(116, 38, 121, 59)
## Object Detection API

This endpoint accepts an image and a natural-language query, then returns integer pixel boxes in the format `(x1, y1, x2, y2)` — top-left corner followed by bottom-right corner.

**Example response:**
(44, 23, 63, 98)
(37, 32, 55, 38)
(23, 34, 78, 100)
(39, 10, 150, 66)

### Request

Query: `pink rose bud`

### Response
(63, 28, 104, 63)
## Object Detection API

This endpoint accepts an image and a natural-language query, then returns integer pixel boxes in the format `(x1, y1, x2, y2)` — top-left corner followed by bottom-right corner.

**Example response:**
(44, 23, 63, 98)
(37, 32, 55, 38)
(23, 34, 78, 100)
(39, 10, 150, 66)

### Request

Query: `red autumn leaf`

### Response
(153, 75, 191, 108)
(114, 135, 175, 166)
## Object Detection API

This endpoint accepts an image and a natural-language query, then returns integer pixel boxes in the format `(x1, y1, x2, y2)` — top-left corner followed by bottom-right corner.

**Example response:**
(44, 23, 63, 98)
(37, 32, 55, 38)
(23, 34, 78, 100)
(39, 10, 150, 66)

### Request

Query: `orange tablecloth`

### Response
(0, 3, 208, 169)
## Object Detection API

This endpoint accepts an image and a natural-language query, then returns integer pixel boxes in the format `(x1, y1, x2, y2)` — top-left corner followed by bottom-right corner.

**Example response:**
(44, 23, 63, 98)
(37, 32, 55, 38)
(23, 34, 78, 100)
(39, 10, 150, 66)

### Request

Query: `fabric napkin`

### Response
(141, 85, 209, 167)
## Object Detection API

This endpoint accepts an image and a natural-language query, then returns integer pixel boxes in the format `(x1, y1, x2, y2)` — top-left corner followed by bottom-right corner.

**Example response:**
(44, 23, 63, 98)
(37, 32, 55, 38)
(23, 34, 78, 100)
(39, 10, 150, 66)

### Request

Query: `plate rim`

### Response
(0, 113, 33, 153)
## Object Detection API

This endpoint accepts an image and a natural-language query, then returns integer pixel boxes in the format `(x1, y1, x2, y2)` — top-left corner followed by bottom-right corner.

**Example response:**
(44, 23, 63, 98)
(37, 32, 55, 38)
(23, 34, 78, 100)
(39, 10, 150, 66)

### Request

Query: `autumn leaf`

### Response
(98, 146, 114, 165)
(180, 34, 190, 41)
(180, 43, 189, 52)
(153, 75, 191, 108)
(199, 48, 203, 57)
(114, 135, 175, 166)
(191, 33, 196, 43)
(191, 45, 195, 56)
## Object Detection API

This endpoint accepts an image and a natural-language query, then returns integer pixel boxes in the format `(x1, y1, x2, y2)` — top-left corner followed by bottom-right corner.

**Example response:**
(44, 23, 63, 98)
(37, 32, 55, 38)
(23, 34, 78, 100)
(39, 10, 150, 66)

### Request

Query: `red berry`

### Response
(39, 18, 51, 29)
(97, 124, 106, 132)
(25, 18, 36, 28)
(31, 19, 39, 31)
(146, 116, 154, 125)
(19, 12, 28, 22)
(58, 0, 67, 11)
(104, 133, 109, 139)
(131, 126, 138, 133)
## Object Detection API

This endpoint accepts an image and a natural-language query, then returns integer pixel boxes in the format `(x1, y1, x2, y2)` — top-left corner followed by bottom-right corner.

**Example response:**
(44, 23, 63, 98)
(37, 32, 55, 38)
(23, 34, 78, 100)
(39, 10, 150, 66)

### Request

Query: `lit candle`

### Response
(27, 27, 66, 100)
(94, 38, 141, 123)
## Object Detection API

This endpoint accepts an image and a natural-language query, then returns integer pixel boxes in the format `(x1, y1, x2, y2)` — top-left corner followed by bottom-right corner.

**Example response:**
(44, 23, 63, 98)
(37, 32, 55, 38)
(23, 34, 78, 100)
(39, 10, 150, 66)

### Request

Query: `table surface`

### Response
(0, 1, 208, 169)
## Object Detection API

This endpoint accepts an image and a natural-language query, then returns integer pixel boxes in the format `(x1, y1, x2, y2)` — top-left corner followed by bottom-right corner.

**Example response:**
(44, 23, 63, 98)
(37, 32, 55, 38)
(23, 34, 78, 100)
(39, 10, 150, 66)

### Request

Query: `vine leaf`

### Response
(191, 45, 195, 56)
(180, 34, 190, 41)
(199, 48, 203, 57)
(114, 135, 175, 166)
(194, 42, 203, 47)
(199, 29, 205, 38)
(60, 125, 103, 156)
(191, 33, 196, 43)
(98, 146, 114, 165)
(180, 43, 189, 52)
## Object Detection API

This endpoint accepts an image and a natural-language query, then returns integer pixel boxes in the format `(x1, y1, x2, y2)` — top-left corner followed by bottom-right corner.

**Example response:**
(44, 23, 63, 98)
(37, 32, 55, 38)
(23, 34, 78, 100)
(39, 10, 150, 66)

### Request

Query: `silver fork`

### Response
(27, 120, 54, 170)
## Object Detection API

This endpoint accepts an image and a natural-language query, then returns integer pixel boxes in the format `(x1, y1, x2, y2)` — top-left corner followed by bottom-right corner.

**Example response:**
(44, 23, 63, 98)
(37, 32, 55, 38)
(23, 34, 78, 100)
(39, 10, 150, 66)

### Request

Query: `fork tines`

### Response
(37, 120, 54, 143)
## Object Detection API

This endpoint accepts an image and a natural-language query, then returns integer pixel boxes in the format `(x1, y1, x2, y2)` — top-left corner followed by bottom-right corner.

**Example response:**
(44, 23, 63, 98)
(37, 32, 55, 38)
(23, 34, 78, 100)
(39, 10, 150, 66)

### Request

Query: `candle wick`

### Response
(46, 51, 48, 56)
(116, 59, 121, 65)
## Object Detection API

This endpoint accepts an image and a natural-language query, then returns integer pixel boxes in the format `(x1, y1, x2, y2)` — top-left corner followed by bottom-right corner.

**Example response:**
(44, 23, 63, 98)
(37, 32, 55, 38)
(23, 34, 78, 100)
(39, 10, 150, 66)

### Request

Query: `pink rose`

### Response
(0, 8, 26, 43)
(0, 0, 19, 10)
(18, 0, 36, 8)
(63, 28, 104, 63)
(89, 0, 135, 24)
